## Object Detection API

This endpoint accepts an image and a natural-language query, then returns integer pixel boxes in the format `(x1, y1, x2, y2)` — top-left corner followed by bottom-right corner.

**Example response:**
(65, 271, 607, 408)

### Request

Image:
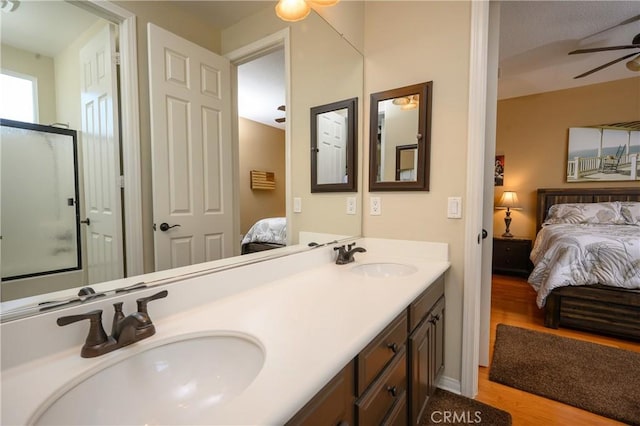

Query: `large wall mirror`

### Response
(369, 82, 432, 191)
(0, 1, 363, 320)
(310, 98, 357, 192)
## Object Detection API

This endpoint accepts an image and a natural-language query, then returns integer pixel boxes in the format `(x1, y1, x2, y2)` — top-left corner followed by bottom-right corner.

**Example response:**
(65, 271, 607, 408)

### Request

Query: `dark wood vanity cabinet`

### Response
(285, 361, 355, 426)
(286, 274, 445, 426)
(355, 311, 408, 425)
(406, 274, 446, 426)
(408, 295, 445, 424)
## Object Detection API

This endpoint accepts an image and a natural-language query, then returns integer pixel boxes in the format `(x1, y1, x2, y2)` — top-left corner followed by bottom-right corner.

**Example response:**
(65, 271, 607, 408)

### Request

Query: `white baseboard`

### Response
(437, 375, 461, 395)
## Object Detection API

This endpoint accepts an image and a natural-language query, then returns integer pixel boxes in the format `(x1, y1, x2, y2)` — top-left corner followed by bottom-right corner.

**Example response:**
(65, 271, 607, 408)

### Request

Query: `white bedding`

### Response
(528, 223, 640, 307)
(241, 217, 287, 247)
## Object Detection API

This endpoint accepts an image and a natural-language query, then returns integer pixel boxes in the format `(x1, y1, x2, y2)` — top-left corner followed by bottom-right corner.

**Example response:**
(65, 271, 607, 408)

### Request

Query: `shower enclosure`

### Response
(1, 119, 81, 280)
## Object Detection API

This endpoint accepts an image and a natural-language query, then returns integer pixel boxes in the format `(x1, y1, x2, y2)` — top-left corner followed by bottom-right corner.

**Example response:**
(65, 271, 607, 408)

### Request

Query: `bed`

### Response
(241, 217, 287, 255)
(530, 187, 640, 341)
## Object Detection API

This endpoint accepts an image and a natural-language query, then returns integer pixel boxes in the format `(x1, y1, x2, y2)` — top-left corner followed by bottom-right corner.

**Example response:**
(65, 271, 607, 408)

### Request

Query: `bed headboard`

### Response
(536, 187, 640, 232)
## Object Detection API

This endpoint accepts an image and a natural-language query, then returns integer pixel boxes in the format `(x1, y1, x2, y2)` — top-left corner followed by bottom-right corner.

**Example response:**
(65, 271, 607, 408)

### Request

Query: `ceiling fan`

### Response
(569, 14, 640, 79)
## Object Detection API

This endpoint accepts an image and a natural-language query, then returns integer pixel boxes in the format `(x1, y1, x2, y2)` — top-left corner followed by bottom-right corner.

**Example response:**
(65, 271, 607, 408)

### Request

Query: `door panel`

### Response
(80, 23, 124, 284)
(148, 23, 234, 271)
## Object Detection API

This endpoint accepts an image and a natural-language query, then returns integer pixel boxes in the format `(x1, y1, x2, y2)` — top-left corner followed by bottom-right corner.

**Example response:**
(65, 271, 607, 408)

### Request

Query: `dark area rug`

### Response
(422, 388, 512, 425)
(490, 324, 640, 425)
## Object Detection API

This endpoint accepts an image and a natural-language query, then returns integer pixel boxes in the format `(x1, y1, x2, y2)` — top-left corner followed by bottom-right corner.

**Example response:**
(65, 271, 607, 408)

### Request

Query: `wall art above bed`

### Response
(566, 122, 640, 182)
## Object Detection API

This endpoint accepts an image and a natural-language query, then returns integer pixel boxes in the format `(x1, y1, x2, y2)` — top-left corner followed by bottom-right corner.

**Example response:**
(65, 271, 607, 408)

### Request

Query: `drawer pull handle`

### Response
(386, 342, 398, 353)
(386, 385, 398, 398)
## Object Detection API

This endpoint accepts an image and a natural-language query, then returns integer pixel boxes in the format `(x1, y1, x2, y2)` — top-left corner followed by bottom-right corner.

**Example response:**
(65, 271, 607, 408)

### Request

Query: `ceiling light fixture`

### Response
(626, 54, 640, 72)
(275, 0, 311, 22)
(275, 0, 339, 22)
(0, 0, 20, 12)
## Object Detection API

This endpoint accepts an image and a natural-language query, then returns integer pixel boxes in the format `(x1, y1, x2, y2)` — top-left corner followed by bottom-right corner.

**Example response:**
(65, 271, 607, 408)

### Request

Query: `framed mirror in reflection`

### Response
(310, 97, 358, 192)
(369, 82, 432, 191)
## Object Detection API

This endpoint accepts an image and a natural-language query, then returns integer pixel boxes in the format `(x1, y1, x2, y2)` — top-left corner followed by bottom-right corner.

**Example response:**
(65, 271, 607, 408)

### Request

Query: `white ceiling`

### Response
(498, 1, 640, 99)
(3, 1, 638, 119)
(0, 1, 99, 57)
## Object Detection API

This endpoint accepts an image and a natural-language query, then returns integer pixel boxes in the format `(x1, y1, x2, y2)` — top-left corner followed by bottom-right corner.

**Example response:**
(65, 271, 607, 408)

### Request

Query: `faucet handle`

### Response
(57, 310, 109, 349)
(136, 290, 168, 315)
(347, 242, 356, 251)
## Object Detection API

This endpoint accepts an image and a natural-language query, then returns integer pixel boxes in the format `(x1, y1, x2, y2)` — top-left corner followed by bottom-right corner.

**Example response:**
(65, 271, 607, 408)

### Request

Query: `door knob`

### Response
(158, 222, 180, 232)
(80, 218, 91, 226)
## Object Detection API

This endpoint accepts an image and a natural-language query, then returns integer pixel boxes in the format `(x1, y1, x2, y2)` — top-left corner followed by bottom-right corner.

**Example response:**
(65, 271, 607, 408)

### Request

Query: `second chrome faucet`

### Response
(57, 290, 168, 358)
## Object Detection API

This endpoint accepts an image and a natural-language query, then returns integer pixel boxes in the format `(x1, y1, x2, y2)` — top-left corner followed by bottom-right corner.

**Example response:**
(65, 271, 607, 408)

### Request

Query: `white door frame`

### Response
(226, 29, 292, 250)
(71, 0, 143, 277)
(461, 0, 490, 398)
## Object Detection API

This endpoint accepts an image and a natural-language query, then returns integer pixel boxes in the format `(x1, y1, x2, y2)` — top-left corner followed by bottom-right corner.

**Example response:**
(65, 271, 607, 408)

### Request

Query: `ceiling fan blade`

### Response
(582, 14, 640, 39)
(569, 44, 640, 55)
(573, 52, 639, 79)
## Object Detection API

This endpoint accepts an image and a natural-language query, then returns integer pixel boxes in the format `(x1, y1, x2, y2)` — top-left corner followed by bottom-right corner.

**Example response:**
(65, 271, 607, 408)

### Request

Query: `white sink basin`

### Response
(351, 262, 418, 278)
(33, 333, 265, 425)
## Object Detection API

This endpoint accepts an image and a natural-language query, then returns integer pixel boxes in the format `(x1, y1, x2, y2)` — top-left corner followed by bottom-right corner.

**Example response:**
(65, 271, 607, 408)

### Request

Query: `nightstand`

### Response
(492, 236, 533, 276)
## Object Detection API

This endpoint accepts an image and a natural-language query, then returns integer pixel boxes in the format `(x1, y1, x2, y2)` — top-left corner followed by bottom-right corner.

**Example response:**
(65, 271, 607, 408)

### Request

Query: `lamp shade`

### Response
(275, 0, 310, 22)
(497, 191, 520, 209)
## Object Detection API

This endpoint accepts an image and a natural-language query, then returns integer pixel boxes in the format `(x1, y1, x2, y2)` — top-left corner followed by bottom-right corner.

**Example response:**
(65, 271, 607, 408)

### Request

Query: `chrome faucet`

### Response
(57, 290, 168, 358)
(334, 243, 367, 265)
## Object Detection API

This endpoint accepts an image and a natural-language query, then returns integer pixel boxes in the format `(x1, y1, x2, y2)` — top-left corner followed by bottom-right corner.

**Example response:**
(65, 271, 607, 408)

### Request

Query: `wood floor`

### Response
(476, 274, 640, 426)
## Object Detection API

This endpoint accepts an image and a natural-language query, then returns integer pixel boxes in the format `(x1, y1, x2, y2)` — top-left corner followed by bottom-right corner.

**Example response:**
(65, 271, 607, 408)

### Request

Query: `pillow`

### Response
(543, 202, 624, 226)
(620, 202, 640, 225)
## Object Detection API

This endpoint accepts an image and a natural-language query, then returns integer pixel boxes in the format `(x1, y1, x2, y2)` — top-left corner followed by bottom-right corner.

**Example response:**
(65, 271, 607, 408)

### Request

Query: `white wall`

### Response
(363, 1, 472, 384)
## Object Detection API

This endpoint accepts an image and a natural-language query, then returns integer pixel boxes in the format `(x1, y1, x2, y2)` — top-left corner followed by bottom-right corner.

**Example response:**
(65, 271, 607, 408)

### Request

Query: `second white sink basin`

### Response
(33, 333, 265, 425)
(351, 262, 418, 278)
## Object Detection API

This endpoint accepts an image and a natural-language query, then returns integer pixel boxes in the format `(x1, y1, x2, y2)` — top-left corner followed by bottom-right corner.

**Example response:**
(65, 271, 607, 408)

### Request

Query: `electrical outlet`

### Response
(370, 196, 381, 216)
(346, 197, 356, 215)
(293, 197, 302, 213)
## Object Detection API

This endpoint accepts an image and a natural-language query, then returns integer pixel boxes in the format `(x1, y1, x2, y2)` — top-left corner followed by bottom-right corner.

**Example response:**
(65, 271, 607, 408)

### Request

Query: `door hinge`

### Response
(113, 52, 121, 65)
(119, 175, 125, 188)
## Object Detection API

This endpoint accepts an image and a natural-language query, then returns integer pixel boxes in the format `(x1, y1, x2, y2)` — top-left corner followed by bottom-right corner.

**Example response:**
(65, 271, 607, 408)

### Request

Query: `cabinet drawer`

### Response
(382, 389, 407, 426)
(285, 361, 354, 426)
(356, 311, 407, 395)
(408, 276, 445, 331)
(356, 347, 407, 426)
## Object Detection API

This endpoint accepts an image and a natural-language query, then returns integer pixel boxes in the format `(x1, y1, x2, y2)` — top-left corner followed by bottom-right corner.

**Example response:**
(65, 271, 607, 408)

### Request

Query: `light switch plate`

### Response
(370, 197, 381, 216)
(293, 197, 302, 213)
(346, 197, 356, 215)
(447, 196, 462, 219)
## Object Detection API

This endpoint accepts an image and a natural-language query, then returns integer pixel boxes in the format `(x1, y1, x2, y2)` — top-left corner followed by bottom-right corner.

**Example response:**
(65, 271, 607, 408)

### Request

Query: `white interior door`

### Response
(148, 23, 234, 271)
(80, 23, 124, 284)
(317, 111, 347, 184)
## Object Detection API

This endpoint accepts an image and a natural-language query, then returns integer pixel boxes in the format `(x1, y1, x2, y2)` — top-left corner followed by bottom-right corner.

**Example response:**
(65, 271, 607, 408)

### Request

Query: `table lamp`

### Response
(496, 191, 521, 238)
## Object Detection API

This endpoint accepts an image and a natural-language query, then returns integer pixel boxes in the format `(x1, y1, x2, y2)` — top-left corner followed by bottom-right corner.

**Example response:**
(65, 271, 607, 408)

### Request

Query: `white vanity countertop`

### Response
(1, 238, 450, 425)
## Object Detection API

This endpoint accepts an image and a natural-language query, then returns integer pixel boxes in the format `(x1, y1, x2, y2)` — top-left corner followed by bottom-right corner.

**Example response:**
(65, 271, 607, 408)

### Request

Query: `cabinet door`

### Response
(430, 297, 445, 391)
(408, 317, 432, 425)
(286, 362, 354, 426)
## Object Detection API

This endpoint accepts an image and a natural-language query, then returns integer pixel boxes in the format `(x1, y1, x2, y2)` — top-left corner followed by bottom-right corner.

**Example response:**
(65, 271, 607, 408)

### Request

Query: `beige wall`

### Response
(239, 118, 286, 234)
(1, 44, 56, 125)
(494, 77, 640, 239)
(363, 1, 472, 383)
